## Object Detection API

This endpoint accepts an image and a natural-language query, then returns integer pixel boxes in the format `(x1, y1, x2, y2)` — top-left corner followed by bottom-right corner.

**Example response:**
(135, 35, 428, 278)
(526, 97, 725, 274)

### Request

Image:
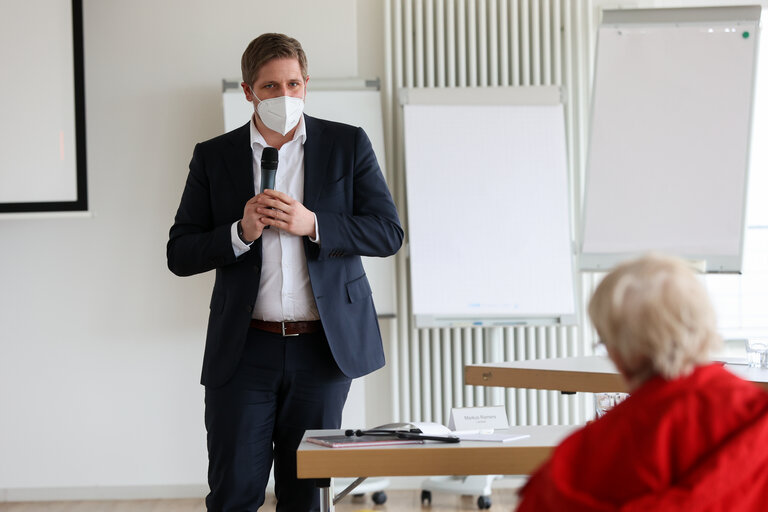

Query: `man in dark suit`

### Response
(167, 33, 403, 511)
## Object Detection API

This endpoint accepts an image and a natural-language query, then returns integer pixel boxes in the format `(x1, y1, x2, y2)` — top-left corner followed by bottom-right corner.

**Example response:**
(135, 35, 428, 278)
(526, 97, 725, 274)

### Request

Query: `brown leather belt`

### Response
(250, 319, 322, 337)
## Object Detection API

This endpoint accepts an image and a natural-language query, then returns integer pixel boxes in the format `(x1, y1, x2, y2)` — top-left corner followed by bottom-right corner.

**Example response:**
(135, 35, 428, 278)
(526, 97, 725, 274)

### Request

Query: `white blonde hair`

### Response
(588, 253, 722, 382)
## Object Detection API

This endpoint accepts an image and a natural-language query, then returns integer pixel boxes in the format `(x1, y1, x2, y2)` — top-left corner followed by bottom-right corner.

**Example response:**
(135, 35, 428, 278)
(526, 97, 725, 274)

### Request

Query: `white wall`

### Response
(0, 0, 391, 499)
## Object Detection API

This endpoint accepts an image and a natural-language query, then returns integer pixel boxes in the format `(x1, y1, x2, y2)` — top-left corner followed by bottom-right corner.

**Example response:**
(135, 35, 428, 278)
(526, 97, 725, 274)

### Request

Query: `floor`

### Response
(0, 489, 521, 511)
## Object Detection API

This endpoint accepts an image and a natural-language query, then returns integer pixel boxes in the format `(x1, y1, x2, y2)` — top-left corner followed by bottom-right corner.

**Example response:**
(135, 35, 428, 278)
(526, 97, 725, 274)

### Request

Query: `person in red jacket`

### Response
(516, 254, 768, 511)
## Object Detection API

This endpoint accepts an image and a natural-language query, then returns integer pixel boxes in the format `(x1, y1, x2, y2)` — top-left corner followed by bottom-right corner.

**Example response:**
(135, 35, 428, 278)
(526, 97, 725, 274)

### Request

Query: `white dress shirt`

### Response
(230, 116, 320, 321)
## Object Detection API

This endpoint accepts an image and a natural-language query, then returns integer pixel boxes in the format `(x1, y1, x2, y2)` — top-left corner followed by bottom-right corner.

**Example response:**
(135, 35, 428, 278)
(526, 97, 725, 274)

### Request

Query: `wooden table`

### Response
(297, 425, 576, 511)
(465, 355, 768, 392)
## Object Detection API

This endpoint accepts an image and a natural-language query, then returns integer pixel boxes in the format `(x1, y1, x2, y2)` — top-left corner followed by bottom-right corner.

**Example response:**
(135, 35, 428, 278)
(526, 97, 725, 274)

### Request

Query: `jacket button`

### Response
(246, 305, 253, 313)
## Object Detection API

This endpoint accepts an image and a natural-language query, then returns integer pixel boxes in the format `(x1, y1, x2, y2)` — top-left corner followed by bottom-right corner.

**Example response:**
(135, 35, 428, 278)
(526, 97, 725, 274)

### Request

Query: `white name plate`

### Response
(449, 405, 509, 432)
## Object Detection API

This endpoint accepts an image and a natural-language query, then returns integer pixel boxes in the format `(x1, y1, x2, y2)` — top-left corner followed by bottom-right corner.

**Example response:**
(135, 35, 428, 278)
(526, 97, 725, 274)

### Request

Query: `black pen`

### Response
(396, 432, 460, 443)
(345, 428, 421, 437)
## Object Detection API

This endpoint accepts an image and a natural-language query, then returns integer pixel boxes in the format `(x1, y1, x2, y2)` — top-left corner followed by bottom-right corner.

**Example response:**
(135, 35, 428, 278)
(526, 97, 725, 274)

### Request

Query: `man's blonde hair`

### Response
(241, 33, 308, 86)
(588, 253, 722, 382)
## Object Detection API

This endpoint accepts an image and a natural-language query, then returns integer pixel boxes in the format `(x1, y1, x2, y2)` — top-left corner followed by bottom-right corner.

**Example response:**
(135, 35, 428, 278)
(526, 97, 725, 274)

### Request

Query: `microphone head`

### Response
(261, 147, 278, 171)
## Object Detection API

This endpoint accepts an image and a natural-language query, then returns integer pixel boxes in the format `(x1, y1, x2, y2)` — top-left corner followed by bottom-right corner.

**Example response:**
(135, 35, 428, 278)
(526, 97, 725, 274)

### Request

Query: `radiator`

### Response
(382, 0, 597, 426)
(401, 326, 593, 426)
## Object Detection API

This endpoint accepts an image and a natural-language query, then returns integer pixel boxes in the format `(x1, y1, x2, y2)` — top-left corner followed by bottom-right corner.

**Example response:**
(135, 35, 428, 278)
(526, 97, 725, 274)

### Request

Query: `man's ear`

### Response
(241, 82, 254, 102)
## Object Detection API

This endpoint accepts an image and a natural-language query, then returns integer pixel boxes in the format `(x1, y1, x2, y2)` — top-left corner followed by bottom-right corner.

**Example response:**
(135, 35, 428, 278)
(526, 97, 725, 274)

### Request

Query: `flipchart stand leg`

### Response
(484, 327, 504, 406)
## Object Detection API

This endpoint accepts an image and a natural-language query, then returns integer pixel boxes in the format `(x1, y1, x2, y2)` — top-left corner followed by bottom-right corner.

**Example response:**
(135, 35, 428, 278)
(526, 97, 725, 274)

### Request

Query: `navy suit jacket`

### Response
(167, 115, 403, 388)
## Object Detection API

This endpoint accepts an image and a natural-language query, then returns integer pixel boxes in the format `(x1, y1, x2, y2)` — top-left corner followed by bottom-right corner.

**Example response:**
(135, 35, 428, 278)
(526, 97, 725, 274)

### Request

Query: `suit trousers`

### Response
(204, 326, 352, 512)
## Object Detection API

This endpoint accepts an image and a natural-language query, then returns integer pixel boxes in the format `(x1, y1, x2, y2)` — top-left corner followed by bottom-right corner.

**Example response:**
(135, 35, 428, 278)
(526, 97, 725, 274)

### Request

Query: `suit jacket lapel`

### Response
(225, 122, 255, 207)
(303, 115, 333, 211)
(224, 122, 262, 257)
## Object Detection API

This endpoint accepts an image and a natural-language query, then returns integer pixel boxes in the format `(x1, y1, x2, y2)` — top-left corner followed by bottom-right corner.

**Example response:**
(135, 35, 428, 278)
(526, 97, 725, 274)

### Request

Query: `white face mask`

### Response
(251, 89, 304, 136)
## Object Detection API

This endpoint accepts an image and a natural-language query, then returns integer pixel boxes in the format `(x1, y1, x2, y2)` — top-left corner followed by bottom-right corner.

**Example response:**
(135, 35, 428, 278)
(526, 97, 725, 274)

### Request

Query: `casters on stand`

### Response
(420, 475, 498, 509)
(477, 495, 492, 509)
(372, 491, 387, 504)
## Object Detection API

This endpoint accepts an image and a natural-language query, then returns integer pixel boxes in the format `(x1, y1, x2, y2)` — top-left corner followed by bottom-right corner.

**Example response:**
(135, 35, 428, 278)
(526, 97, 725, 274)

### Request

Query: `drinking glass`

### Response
(594, 392, 629, 418)
(745, 338, 768, 368)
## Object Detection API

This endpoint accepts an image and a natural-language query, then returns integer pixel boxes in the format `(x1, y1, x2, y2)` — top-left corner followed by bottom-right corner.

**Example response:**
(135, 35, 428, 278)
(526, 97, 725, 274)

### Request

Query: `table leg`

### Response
(316, 478, 334, 512)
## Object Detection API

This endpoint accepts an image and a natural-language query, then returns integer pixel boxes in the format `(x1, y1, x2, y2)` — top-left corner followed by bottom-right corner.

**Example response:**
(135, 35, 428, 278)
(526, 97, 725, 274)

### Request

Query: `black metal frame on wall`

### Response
(0, 0, 87, 213)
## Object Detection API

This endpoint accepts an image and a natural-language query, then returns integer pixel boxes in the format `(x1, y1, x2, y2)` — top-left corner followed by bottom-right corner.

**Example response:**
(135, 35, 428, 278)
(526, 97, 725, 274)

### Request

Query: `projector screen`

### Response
(0, 0, 87, 213)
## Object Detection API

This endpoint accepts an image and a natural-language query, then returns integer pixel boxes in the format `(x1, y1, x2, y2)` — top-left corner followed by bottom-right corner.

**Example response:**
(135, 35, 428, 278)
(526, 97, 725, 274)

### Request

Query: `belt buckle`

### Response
(281, 321, 299, 337)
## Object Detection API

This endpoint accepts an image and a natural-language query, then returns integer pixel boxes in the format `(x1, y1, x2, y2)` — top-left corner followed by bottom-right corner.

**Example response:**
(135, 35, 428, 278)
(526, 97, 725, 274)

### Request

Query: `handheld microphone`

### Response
(260, 147, 278, 193)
